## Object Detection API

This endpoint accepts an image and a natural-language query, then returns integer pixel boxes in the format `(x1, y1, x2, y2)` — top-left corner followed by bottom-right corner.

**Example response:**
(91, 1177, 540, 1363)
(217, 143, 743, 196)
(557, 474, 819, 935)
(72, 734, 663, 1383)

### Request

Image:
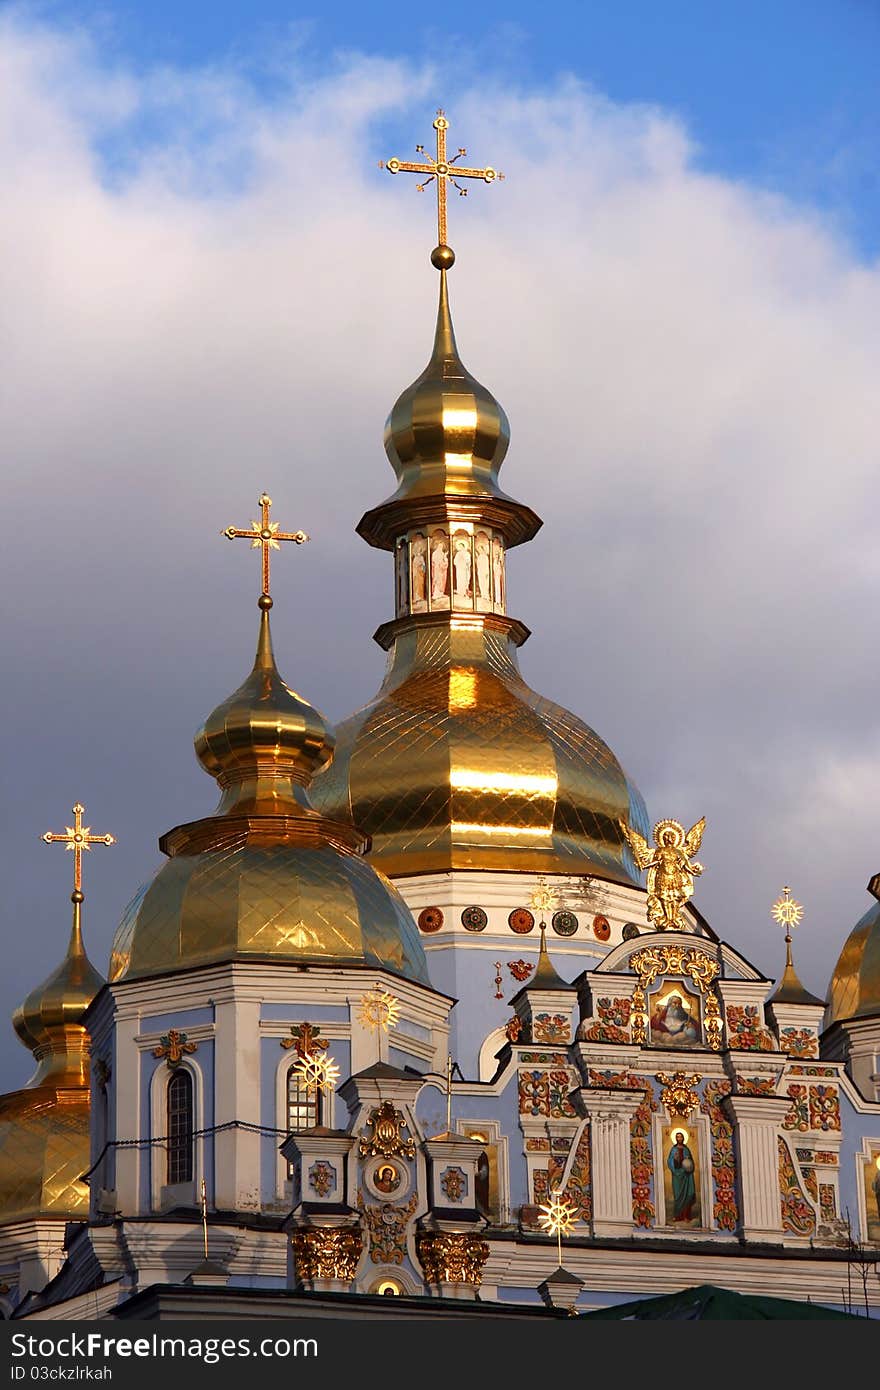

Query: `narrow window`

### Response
(166, 1069, 194, 1185)
(287, 1066, 322, 1133)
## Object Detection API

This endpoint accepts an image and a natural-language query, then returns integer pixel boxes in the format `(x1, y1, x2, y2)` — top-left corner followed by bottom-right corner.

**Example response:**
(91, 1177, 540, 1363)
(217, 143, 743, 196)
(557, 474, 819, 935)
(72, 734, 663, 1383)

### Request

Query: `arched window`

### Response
(287, 1066, 322, 1133)
(166, 1069, 194, 1185)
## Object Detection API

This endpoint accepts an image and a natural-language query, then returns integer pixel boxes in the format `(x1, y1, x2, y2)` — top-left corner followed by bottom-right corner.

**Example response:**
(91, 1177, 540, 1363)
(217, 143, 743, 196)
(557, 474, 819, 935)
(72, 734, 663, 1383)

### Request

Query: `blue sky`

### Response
(28, 0, 880, 256)
(1, 1, 879, 1089)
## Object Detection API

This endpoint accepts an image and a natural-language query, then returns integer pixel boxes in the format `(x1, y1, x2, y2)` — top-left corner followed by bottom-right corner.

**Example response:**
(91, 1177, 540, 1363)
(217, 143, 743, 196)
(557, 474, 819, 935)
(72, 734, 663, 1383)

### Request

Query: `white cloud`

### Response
(1, 13, 878, 1083)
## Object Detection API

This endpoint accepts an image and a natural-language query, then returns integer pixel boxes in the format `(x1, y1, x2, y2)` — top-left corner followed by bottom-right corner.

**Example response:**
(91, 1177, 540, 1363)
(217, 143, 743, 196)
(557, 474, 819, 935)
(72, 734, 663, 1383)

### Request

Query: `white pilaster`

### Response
(214, 996, 261, 1211)
(721, 1095, 792, 1242)
(576, 1089, 642, 1237)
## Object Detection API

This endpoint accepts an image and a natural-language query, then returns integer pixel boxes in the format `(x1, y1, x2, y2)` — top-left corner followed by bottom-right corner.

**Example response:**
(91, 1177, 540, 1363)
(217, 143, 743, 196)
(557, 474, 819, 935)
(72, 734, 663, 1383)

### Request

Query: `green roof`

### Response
(579, 1284, 860, 1320)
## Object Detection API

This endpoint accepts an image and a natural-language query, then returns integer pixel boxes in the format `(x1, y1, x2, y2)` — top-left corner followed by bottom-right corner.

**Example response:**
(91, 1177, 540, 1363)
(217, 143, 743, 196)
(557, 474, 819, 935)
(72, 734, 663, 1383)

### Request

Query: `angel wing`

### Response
(619, 820, 654, 870)
(683, 816, 706, 856)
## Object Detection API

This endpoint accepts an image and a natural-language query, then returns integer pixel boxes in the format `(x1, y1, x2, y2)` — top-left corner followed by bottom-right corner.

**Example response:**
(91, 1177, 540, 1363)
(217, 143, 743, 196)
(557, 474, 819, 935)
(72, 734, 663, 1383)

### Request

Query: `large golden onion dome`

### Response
(311, 252, 648, 883)
(0, 898, 103, 1224)
(311, 616, 649, 881)
(109, 591, 429, 986)
(824, 883, 880, 1027)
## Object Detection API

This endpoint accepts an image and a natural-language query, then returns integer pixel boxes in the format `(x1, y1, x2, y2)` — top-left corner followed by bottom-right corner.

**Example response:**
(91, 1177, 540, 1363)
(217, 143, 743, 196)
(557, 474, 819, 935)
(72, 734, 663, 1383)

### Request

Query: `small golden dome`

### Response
(358, 270, 541, 551)
(109, 842, 429, 984)
(13, 900, 104, 1088)
(825, 895, 880, 1027)
(385, 266, 510, 488)
(195, 601, 334, 816)
(0, 899, 100, 1225)
(110, 599, 431, 987)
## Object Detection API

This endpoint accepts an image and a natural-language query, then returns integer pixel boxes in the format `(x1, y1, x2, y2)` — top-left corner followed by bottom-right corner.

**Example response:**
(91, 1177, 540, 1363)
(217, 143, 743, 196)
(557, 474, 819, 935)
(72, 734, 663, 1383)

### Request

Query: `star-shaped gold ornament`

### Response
(292, 1051, 341, 1095)
(772, 886, 804, 930)
(357, 988, 400, 1033)
(530, 877, 558, 919)
(537, 1190, 579, 1264)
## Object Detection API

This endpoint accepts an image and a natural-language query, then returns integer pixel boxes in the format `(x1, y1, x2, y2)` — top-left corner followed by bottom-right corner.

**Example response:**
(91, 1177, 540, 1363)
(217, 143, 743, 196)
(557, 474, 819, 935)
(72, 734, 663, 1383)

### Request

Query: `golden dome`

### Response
(195, 600, 334, 817)
(13, 898, 104, 1089)
(315, 249, 648, 882)
(825, 892, 880, 1027)
(109, 599, 430, 987)
(0, 899, 101, 1225)
(110, 842, 428, 983)
(357, 269, 540, 551)
(0, 1088, 90, 1225)
(311, 614, 649, 882)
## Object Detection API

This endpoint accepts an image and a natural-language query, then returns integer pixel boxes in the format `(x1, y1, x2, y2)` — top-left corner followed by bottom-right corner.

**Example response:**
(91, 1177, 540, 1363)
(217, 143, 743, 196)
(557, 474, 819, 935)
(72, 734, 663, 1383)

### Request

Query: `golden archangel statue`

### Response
(620, 817, 706, 931)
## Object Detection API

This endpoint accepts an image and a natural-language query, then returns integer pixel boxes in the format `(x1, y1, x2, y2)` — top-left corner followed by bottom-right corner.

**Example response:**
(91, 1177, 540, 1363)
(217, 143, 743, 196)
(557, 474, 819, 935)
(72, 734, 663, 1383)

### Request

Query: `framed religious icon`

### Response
(661, 1124, 702, 1228)
(863, 1147, 880, 1244)
(649, 981, 701, 1047)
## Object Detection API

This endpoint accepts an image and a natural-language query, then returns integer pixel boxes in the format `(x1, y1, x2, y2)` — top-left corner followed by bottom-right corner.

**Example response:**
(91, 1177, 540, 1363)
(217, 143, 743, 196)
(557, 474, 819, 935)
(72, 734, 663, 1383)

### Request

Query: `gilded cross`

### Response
(223, 493, 309, 601)
(281, 1022, 328, 1055)
(380, 110, 503, 251)
(152, 1029, 197, 1067)
(42, 803, 115, 896)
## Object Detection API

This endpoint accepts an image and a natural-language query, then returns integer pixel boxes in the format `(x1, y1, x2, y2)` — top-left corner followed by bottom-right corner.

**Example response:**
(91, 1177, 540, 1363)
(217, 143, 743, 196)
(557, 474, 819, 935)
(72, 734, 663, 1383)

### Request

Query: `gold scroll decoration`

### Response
(358, 1101, 416, 1160)
(416, 1231, 490, 1288)
(290, 1227, 363, 1283)
(656, 1071, 702, 1119)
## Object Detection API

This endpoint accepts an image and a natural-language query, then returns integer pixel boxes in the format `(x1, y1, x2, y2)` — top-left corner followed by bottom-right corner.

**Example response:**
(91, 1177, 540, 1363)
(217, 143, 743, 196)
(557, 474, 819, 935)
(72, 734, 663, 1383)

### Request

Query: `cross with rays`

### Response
(223, 493, 309, 601)
(380, 110, 503, 252)
(42, 803, 115, 896)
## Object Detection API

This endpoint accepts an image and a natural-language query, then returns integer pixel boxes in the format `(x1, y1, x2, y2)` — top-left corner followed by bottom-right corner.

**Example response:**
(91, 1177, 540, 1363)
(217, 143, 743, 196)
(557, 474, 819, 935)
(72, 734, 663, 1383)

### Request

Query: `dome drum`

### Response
(358, 491, 541, 554)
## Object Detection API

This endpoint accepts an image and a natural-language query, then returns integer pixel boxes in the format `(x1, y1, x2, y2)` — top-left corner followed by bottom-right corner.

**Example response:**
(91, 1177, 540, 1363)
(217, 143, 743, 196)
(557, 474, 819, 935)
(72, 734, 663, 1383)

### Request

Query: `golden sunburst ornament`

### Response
(537, 1189, 579, 1265)
(530, 877, 558, 919)
(292, 1051, 341, 1095)
(357, 988, 400, 1033)
(772, 886, 804, 932)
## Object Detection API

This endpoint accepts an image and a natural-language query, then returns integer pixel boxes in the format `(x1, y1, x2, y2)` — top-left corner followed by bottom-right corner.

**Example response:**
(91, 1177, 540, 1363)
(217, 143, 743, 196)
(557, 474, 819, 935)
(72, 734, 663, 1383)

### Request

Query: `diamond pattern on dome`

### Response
(110, 842, 428, 986)
(0, 1091, 90, 1221)
(311, 620, 647, 881)
(826, 899, 880, 1026)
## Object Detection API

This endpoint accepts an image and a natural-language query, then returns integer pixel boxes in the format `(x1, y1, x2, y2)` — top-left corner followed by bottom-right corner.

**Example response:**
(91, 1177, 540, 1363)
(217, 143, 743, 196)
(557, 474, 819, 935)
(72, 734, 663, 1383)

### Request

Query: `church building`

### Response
(1, 113, 879, 1320)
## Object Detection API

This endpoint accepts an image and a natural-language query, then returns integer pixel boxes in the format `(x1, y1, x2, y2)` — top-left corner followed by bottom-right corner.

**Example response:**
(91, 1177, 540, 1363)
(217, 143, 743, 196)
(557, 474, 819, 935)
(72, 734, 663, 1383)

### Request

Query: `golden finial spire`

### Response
(42, 802, 115, 900)
(445, 1052, 454, 1133)
(15, 804, 110, 1085)
(772, 885, 804, 961)
(200, 1178, 209, 1261)
(223, 492, 309, 608)
(380, 109, 503, 268)
(537, 1188, 579, 1267)
(769, 886, 822, 1006)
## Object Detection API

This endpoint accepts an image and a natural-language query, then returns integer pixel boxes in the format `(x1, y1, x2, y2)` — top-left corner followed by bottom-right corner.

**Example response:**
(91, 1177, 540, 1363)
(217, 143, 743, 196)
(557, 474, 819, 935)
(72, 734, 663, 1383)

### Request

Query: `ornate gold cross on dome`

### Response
(380, 110, 503, 260)
(42, 802, 115, 897)
(223, 493, 309, 603)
